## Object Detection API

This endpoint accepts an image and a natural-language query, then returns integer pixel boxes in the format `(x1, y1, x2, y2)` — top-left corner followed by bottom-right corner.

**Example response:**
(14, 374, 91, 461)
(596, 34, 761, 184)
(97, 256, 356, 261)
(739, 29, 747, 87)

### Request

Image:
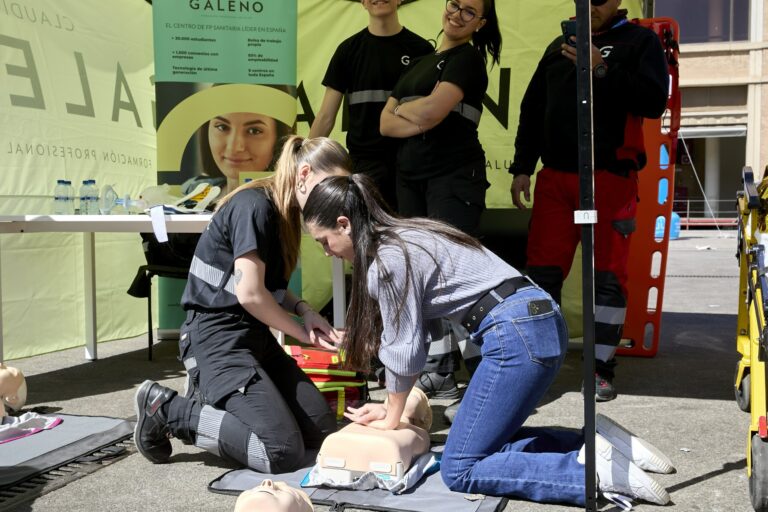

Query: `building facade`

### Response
(651, 0, 765, 220)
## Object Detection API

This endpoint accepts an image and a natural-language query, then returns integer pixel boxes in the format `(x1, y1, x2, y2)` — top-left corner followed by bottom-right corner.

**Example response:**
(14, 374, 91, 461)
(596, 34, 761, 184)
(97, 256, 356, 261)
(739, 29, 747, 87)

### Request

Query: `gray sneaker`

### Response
(443, 399, 461, 425)
(597, 413, 676, 474)
(592, 433, 670, 505)
(415, 372, 460, 400)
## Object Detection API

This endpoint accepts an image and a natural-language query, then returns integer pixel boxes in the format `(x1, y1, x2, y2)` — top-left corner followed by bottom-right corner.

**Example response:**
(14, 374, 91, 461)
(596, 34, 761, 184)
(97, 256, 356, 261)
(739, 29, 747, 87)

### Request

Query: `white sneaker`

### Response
(597, 413, 676, 474)
(594, 433, 670, 505)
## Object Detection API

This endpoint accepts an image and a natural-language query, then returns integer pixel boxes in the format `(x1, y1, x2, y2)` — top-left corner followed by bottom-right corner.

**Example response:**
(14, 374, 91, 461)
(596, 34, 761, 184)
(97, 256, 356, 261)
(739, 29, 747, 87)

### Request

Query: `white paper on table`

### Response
(150, 205, 168, 242)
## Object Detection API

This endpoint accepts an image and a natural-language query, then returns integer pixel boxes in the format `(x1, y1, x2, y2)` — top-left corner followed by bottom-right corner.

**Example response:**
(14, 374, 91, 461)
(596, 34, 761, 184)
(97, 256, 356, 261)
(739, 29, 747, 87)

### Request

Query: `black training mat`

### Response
(209, 463, 507, 512)
(0, 414, 133, 489)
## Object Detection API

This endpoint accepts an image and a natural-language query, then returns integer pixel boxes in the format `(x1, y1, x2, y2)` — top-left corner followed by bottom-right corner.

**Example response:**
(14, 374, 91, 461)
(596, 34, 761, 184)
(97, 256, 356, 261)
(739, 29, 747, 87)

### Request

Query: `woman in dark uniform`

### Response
(132, 136, 349, 473)
(379, 0, 503, 409)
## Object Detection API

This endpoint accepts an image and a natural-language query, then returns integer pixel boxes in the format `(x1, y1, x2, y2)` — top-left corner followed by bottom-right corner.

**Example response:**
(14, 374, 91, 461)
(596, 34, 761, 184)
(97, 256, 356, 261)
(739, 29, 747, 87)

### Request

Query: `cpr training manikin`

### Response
(234, 387, 435, 510)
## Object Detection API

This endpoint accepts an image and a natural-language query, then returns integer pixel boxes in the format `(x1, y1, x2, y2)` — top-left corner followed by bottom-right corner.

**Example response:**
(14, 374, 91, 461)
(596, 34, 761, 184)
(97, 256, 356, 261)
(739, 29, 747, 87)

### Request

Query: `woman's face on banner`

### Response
(208, 112, 278, 178)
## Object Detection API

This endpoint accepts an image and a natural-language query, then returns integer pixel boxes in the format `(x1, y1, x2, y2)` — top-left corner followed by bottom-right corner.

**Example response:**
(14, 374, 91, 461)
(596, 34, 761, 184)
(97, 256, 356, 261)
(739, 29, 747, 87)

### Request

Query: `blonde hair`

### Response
(216, 136, 353, 279)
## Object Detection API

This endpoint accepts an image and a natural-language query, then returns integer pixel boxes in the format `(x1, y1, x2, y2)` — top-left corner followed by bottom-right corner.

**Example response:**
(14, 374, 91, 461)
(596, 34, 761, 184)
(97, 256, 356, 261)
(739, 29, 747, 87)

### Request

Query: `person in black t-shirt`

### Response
(132, 136, 351, 474)
(310, 0, 433, 210)
(380, 0, 501, 414)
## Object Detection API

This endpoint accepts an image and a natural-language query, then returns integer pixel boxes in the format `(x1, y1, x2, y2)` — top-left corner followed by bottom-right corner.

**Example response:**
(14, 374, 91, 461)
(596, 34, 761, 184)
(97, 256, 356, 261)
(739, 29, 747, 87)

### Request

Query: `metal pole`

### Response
(574, 0, 598, 509)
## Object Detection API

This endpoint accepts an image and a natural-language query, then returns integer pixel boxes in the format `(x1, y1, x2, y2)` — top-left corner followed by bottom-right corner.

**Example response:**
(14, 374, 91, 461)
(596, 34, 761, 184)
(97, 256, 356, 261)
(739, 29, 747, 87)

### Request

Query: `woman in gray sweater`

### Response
(302, 173, 671, 507)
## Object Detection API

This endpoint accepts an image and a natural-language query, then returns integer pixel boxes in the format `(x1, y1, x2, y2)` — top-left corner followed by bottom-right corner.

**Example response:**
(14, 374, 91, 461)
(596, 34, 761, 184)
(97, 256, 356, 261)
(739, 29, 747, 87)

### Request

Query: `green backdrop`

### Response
(0, 0, 641, 360)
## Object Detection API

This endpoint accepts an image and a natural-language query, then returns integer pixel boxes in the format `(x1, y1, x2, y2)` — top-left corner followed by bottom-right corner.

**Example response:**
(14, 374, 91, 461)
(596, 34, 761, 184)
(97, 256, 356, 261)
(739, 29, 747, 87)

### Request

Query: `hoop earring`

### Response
(297, 180, 307, 194)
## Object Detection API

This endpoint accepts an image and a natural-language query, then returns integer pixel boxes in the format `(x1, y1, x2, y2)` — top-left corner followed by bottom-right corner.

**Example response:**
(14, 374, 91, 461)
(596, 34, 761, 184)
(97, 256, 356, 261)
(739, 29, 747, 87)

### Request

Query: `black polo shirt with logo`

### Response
(390, 42, 488, 180)
(322, 27, 433, 161)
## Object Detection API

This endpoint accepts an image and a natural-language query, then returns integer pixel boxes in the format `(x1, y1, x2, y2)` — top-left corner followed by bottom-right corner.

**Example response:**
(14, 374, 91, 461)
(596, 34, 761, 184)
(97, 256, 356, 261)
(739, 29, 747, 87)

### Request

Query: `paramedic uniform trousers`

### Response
(166, 309, 337, 473)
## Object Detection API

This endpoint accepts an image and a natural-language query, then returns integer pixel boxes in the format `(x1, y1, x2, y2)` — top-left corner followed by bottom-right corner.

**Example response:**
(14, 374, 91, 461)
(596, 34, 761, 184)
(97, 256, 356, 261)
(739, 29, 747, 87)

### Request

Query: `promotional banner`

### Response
(153, 0, 295, 85)
(151, 1, 323, 314)
(0, 0, 155, 359)
(152, 0, 297, 189)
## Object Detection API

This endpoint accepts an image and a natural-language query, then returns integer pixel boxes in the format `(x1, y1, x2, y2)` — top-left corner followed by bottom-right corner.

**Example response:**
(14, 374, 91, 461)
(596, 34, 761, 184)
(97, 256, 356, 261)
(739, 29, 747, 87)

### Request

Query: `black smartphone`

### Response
(561, 19, 577, 46)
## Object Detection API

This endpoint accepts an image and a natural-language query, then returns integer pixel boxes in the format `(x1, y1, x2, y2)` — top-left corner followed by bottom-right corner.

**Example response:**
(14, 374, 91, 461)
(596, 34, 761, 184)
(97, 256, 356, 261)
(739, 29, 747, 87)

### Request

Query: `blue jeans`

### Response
(441, 286, 586, 506)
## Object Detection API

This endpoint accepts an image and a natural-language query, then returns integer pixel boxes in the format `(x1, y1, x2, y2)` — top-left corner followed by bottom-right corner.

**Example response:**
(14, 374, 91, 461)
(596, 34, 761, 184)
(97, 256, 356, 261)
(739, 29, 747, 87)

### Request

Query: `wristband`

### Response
(293, 299, 308, 315)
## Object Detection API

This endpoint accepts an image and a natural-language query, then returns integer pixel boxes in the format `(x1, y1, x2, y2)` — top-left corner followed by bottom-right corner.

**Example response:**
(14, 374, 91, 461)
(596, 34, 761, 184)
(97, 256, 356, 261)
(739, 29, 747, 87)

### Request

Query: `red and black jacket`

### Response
(509, 15, 669, 178)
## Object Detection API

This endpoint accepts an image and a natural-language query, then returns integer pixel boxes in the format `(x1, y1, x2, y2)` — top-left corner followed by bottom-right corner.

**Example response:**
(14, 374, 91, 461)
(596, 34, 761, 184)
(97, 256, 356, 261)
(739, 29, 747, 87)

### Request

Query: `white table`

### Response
(0, 215, 346, 362)
(0, 215, 211, 361)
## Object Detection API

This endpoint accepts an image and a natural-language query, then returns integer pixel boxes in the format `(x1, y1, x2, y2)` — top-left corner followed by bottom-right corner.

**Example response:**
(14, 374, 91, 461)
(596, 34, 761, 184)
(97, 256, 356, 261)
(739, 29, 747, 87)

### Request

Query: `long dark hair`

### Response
(303, 174, 483, 372)
(437, 0, 502, 67)
(474, 0, 502, 67)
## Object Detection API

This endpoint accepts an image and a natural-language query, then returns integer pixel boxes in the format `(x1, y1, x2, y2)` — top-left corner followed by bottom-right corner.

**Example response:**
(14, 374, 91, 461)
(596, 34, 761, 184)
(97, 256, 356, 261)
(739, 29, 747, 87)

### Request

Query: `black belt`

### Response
(461, 276, 532, 332)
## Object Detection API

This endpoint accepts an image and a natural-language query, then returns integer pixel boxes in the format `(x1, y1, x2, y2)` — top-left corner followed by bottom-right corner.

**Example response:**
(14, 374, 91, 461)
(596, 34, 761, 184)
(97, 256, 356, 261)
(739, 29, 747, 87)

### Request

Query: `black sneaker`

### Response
(595, 372, 617, 402)
(415, 372, 460, 400)
(133, 380, 176, 464)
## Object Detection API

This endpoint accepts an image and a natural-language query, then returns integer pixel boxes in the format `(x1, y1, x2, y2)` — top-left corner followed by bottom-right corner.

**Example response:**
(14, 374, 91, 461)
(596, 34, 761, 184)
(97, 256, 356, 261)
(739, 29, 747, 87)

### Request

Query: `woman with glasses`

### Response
(380, 0, 500, 236)
(379, 0, 502, 411)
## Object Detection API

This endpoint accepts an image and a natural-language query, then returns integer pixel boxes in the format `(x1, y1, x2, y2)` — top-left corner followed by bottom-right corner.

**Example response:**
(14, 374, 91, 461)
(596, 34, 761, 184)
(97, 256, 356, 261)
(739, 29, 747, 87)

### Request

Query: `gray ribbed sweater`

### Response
(366, 229, 520, 392)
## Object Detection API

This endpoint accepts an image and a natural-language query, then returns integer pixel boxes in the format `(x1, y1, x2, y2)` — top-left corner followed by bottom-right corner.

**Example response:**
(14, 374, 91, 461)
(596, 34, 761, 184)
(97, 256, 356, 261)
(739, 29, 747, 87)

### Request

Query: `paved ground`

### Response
(2, 229, 752, 511)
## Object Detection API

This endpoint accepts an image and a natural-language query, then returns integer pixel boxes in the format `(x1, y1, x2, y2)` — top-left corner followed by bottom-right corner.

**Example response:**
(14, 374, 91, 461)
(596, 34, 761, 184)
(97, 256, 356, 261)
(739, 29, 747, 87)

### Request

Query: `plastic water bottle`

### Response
(82, 179, 99, 215)
(64, 180, 76, 214)
(90, 180, 100, 214)
(53, 179, 68, 214)
(78, 180, 89, 214)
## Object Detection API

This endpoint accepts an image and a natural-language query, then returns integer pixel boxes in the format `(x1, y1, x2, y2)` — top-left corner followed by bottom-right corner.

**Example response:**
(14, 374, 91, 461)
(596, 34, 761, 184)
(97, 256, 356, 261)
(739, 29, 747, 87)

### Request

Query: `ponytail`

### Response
(474, 0, 502, 67)
(216, 135, 352, 279)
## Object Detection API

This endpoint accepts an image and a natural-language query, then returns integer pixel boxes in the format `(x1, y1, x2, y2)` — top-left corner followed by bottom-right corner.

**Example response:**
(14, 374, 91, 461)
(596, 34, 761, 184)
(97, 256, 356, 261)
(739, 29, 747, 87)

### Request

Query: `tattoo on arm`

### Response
(234, 269, 243, 285)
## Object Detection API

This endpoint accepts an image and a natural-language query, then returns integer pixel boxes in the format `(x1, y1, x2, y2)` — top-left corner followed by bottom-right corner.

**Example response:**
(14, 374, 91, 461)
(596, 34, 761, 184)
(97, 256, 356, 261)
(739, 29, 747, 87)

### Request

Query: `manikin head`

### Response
(233, 480, 313, 512)
(0, 363, 27, 417)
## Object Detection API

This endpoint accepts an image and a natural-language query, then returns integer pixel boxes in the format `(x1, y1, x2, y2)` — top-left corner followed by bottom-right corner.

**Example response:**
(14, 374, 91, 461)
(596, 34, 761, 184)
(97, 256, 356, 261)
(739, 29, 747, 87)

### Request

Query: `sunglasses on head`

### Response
(574, 0, 610, 6)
